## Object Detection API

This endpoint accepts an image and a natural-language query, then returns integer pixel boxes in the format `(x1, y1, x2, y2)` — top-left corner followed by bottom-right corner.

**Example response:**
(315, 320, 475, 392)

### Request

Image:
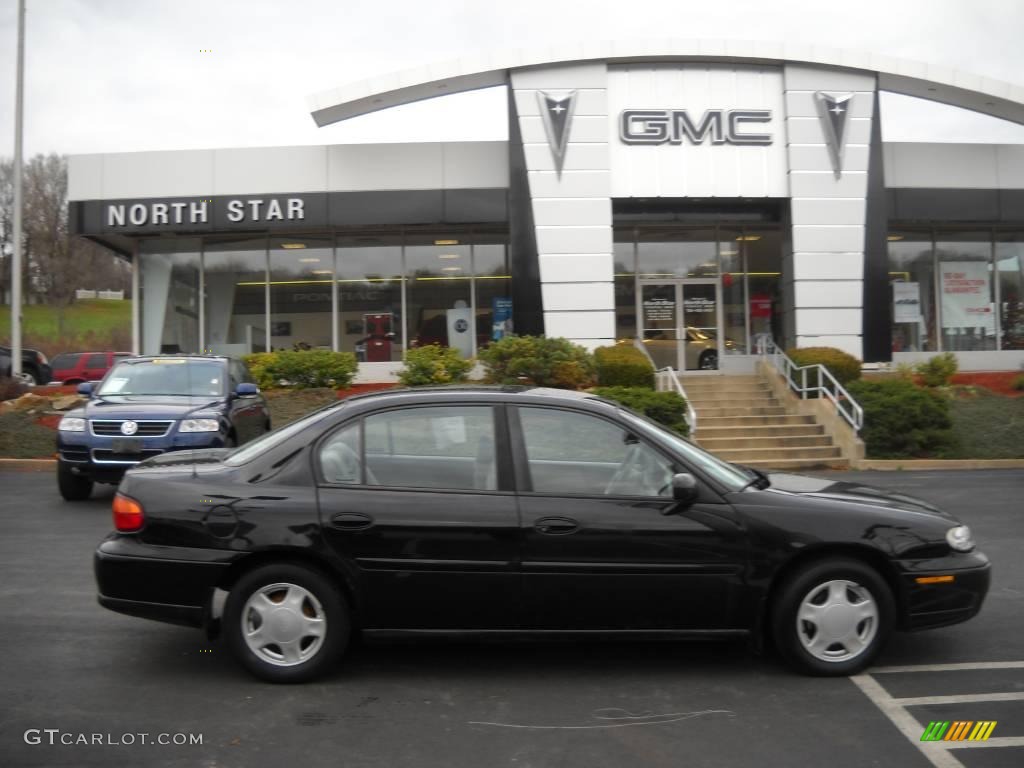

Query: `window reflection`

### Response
(336, 234, 403, 362)
(269, 236, 333, 351)
(203, 237, 268, 355)
(140, 238, 201, 355)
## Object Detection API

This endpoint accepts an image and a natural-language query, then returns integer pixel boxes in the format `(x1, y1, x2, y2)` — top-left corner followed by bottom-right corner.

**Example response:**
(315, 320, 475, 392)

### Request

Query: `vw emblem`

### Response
(120, 421, 139, 436)
(454, 319, 469, 333)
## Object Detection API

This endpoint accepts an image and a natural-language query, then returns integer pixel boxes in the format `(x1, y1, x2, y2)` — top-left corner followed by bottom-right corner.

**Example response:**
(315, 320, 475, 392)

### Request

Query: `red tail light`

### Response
(113, 493, 145, 532)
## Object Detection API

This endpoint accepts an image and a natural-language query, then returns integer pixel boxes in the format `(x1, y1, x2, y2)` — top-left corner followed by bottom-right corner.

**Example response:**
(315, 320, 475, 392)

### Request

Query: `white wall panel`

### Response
(523, 143, 610, 172)
(327, 143, 443, 191)
(787, 117, 871, 145)
(795, 334, 863, 358)
(102, 150, 215, 198)
(884, 143, 1000, 189)
(541, 282, 615, 311)
(527, 170, 611, 198)
(792, 252, 865, 280)
(794, 280, 863, 307)
(794, 308, 862, 336)
(789, 171, 868, 198)
(995, 145, 1024, 188)
(213, 146, 327, 195)
(513, 88, 608, 117)
(792, 225, 865, 253)
(441, 142, 509, 188)
(535, 225, 612, 255)
(519, 115, 611, 144)
(787, 144, 870, 173)
(539, 253, 613, 283)
(68, 154, 103, 201)
(784, 91, 874, 119)
(790, 198, 866, 226)
(544, 310, 616, 340)
(532, 198, 612, 226)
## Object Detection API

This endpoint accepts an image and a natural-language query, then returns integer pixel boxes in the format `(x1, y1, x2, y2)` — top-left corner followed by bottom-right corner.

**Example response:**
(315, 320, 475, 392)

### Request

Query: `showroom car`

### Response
(58, 355, 270, 500)
(94, 386, 990, 683)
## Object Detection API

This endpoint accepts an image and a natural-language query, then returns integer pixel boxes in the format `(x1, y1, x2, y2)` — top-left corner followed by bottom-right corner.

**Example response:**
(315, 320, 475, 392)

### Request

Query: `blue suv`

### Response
(56, 355, 271, 500)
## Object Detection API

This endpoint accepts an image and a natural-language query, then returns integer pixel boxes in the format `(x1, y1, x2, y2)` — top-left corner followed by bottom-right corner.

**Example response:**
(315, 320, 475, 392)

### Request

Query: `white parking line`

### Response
(850, 660, 1024, 768)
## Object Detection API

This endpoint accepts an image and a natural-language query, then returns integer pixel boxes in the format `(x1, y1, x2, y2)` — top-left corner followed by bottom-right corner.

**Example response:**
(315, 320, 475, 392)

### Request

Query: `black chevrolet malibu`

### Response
(94, 387, 990, 683)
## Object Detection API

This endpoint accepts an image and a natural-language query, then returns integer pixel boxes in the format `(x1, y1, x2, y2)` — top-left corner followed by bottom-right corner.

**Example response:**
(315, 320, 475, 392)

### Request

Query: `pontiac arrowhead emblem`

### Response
(814, 92, 854, 178)
(536, 90, 577, 178)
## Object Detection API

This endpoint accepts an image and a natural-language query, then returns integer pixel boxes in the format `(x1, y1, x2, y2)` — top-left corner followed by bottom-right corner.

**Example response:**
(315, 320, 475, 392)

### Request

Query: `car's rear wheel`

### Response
(57, 461, 93, 501)
(224, 563, 349, 683)
(771, 558, 893, 676)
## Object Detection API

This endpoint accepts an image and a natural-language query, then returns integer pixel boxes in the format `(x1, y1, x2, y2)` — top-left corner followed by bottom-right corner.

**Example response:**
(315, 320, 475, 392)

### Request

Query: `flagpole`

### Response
(11, 0, 26, 379)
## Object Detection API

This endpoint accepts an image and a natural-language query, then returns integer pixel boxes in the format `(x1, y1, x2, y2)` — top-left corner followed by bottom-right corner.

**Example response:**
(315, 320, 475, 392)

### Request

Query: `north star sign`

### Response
(620, 108, 773, 145)
(106, 197, 306, 227)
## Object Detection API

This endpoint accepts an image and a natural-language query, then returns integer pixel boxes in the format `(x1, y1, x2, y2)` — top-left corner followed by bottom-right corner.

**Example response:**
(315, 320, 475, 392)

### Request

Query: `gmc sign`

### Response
(620, 109, 773, 146)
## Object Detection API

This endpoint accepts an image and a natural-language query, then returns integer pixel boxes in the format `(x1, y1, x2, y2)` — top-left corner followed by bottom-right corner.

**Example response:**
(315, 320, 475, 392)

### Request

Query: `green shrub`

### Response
(914, 352, 959, 387)
(847, 379, 954, 458)
(242, 350, 358, 389)
(786, 346, 862, 387)
(593, 386, 690, 436)
(478, 335, 596, 390)
(398, 344, 473, 386)
(594, 345, 655, 389)
(1013, 373, 1024, 391)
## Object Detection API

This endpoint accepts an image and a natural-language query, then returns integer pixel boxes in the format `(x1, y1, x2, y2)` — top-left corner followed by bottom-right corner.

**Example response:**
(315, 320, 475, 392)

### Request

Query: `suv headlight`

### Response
(179, 418, 220, 433)
(58, 416, 86, 432)
(946, 525, 975, 552)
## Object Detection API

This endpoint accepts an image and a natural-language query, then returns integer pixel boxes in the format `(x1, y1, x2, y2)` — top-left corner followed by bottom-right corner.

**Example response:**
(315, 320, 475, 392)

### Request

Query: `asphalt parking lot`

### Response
(1, 468, 1022, 768)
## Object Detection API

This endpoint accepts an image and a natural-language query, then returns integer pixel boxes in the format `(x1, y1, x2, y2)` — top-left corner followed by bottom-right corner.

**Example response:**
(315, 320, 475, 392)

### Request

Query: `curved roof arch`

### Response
(307, 38, 1024, 128)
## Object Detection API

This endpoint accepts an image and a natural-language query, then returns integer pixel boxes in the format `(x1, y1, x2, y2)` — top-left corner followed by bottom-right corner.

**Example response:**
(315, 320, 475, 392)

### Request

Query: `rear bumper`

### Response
(94, 536, 240, 628)
(898, 553, 991, 631)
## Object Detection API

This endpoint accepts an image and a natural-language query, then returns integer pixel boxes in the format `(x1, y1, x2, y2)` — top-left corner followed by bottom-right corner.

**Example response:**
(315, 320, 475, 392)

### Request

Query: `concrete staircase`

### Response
(683, 374, 847, 471)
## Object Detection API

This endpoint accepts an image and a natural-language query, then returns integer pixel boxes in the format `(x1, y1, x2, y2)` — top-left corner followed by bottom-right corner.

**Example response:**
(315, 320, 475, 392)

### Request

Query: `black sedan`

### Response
(94, 386, 990, 683)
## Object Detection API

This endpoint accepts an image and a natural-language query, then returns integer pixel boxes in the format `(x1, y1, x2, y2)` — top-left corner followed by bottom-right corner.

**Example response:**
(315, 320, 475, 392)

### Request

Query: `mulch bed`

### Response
(950, 371, 1023, 397)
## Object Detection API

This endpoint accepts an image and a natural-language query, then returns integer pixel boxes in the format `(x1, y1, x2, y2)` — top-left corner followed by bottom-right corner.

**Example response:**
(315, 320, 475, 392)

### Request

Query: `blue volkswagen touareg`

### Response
(56, 355, 271, 500)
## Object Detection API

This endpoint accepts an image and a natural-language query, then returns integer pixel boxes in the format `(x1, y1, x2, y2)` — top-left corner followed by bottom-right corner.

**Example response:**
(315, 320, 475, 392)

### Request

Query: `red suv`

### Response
(50, 352, 133, 385)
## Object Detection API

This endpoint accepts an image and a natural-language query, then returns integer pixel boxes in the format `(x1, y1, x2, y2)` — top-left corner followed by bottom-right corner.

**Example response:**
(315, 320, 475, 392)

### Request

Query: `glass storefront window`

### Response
(406, 235, 473, 357)
(888, 232, 935, 353)
(268, 236, 334, 351)
(336, 234, 403, 363)
(936, 232, 996, 351)
(613, 233, 636, 343)
(203, 237, 268, 355)
(637, 228, 718, 279)
(473, 232, 511, 352)
(718, 229, 746, 354)
(996, 233, 1024, 350)
(139, 239, 201, 355)
(745, 230, 782, 349)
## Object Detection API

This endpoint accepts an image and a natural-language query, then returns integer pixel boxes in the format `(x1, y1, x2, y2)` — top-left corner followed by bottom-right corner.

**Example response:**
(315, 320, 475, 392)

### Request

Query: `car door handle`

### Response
(534, 516, 580, 535)
(329, 512, 374, 530)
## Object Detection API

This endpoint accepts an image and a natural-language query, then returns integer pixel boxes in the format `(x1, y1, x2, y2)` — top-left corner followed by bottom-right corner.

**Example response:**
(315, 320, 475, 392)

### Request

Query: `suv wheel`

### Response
(771, 558, 893, 676)
(57, 461, 93, 501)
(224, 563, 349, 683)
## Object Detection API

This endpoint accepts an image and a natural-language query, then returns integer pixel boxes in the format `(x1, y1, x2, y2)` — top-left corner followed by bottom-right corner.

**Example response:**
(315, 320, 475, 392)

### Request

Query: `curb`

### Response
(0, 458, 56, 471)
(852, 459, 1024, 471)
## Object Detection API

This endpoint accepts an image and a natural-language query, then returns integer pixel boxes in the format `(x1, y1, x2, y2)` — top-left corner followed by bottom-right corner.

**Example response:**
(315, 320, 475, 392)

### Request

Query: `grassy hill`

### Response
(0, 300, 131, 357)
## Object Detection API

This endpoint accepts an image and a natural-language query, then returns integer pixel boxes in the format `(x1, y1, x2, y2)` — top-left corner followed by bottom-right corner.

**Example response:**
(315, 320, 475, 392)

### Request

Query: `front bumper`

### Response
(94, 535, 241, 628)
(897, 551, 991, 631)
(59, 429, 229, 482)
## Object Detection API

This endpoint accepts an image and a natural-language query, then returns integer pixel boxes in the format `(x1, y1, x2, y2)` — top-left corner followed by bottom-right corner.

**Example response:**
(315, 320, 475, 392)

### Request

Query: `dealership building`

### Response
(68, 41, 1024, 379)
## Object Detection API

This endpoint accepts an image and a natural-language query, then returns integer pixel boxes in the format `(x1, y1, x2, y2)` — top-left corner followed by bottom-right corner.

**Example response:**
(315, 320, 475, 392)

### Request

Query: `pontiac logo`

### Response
(120, 421, 139, 436)
(537, 90, 577, 178)
(815, 92, 854, 178)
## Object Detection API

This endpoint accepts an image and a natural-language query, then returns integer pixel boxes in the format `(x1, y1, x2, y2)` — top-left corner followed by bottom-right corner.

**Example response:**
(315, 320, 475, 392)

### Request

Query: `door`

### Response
(316, 404, 521, 630)
(639, 280, 722, 371)
(512, 405, 747, 631)
(83, 353, 109, 380)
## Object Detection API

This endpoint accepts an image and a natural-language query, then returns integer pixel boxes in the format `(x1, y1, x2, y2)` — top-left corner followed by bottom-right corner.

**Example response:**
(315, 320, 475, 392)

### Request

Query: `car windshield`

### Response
(223, 402, 347, 466)
(616, 408, 752, 492)
(97, 359, 227, 397)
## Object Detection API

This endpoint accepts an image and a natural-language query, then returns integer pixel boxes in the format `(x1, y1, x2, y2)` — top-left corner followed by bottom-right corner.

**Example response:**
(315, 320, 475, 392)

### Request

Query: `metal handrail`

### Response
(757, 337, 864, 432)
(632, 338, 697, 435)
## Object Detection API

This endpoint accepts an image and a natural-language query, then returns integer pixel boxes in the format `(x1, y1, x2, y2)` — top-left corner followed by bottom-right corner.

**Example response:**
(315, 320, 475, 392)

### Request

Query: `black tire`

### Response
(57, 461, 93, 501)
(23, 367, 41, 385)
(771, 557, 894, 676)
(698, 351, 718, 370)
(224, 563, 349, 683)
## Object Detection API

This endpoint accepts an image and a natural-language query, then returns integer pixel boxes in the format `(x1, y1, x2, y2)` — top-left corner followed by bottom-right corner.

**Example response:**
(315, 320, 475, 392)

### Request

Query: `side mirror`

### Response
(77, 382, 93, 396)
(236, 382, 259, 398)
(671, 473, 699, 506)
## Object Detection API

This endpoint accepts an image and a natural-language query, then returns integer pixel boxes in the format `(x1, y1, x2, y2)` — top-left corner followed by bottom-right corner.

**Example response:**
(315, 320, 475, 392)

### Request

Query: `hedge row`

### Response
(243, 350, 358, 390)
(594, 345, 655, 388)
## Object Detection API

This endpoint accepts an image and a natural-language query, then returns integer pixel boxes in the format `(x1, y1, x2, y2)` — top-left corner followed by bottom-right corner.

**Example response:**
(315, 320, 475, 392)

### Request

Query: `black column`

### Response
(862, 86, 892, 362)
(506, 88, 544, 336)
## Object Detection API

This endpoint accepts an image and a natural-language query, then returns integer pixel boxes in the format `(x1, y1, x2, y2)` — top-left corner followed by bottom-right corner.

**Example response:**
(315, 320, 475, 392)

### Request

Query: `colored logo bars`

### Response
(920, 721, 997, 742)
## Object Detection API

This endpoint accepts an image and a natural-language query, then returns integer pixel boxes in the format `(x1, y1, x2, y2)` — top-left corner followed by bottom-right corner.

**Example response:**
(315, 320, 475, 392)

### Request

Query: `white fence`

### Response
(75, 289, 124, 300)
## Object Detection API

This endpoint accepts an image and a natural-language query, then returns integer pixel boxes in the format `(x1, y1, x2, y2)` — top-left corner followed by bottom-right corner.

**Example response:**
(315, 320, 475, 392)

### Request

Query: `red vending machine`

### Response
(362, 313, 394, 362)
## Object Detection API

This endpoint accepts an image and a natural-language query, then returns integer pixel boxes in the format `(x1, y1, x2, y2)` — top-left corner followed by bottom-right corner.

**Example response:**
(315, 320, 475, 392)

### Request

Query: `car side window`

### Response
(518, 407, 674, 497)
(228, 362, 241, 391)
(86, 353, 106, 368)
(363, 406, 497, 491)
(319, 423, 363, 484)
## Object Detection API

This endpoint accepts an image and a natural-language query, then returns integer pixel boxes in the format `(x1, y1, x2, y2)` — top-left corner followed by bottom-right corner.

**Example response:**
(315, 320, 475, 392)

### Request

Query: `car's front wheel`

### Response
(57, 461, 93, 501)
(224, 563, 349, 683)
(771, 558, 893, 676)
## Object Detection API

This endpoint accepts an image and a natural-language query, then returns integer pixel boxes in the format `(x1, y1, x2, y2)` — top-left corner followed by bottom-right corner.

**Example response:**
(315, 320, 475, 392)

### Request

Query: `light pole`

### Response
(10, 0, 26, 379)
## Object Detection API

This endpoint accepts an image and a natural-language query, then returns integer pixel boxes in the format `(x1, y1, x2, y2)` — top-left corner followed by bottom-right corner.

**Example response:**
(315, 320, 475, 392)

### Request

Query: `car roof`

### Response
(341, 385, 604, 409)
(117, 354, 231, 363)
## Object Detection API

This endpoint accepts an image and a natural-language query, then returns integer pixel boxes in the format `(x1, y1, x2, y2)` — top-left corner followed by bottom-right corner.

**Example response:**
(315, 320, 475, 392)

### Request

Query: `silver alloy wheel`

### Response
(796, 579, 878, 663)
(241, 582, 327, 667)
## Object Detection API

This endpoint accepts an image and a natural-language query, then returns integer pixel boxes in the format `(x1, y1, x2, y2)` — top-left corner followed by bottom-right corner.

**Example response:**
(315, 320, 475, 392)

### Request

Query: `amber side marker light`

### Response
(113, 493, 145, 532)
(915, 575, 955, 584)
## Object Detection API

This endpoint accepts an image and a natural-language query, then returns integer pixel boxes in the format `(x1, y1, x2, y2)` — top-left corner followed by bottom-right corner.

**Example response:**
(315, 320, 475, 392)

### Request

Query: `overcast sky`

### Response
(1, 0, 1023, 157)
